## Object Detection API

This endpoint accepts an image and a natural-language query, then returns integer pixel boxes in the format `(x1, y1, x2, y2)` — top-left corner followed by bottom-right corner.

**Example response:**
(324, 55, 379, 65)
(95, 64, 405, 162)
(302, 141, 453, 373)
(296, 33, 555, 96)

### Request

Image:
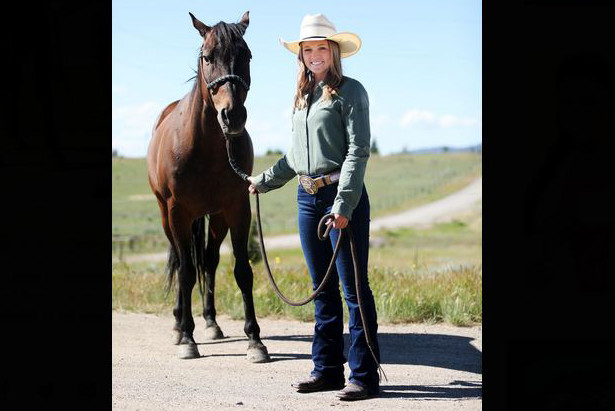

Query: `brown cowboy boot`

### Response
(291, 375, 345, 393)
(336, 382, 378, 401)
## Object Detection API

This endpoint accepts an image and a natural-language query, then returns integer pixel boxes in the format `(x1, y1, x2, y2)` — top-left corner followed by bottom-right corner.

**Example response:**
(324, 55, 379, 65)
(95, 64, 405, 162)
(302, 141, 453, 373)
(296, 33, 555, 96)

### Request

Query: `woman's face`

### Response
(301, 40, 332, 81)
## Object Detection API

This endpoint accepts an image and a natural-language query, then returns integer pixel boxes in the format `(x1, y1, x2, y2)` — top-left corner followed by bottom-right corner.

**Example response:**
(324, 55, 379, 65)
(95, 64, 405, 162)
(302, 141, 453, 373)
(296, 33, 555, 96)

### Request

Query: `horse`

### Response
(146, 11, 269, 363)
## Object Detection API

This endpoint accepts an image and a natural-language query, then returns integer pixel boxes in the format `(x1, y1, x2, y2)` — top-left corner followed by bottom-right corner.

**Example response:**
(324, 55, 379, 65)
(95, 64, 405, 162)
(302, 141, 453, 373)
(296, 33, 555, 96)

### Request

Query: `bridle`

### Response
(199, 50, 250, 94)
(197, 49, 252, 181)
(208, 43, 387, 382)
(222, 130, 387, 383)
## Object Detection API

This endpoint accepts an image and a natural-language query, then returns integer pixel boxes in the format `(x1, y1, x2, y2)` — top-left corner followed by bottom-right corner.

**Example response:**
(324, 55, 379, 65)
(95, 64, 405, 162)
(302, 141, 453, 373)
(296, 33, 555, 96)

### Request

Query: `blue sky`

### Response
(112, 0, 481, 157)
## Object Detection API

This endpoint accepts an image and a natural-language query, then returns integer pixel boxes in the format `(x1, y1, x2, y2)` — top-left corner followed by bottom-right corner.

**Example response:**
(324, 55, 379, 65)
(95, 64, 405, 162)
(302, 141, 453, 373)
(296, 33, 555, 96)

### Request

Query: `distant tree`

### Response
(443, 146, 450, 153)
(112, 149, 119, 158)
(265, 148, 283, 156)
(401, 146, 409, 154)
(370, 138, 380, 155)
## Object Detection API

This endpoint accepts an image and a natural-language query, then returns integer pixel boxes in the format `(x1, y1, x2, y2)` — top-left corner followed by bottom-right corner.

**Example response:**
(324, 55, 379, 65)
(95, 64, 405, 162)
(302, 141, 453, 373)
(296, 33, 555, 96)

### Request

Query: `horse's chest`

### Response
(172, 163, 239, 212)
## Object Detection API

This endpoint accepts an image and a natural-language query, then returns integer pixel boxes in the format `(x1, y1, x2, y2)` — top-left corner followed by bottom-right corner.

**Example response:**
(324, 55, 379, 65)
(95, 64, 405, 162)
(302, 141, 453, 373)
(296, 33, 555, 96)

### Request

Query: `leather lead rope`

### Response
(225, 126, 387, 382)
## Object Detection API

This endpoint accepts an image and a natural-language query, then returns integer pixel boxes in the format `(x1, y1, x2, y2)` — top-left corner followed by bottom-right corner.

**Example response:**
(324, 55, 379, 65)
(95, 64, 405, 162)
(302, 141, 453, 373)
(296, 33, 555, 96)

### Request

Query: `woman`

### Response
(247, 14, 381, 401)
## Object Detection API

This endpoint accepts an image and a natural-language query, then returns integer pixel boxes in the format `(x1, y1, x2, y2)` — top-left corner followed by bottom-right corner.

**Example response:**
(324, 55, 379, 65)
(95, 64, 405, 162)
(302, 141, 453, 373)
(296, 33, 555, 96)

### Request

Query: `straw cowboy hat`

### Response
(280, 14, 362, 59)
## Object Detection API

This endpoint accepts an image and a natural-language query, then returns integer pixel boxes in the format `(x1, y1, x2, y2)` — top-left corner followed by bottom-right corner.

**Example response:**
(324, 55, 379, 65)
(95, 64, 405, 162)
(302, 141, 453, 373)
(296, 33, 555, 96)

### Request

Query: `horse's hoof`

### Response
(203, 324, 224, 340)
(247, 345, 270, 363)
(178, 342, 200, 359)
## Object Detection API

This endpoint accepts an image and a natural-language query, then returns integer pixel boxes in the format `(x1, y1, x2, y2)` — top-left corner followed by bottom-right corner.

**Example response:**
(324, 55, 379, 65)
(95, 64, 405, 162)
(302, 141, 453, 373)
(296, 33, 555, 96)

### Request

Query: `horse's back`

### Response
(154, 100, 180, 133)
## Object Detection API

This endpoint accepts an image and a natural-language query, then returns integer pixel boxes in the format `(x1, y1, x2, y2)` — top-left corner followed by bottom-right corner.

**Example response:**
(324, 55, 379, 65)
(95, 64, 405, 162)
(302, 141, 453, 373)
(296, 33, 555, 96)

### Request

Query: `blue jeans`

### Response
(297, 180, 380, 393)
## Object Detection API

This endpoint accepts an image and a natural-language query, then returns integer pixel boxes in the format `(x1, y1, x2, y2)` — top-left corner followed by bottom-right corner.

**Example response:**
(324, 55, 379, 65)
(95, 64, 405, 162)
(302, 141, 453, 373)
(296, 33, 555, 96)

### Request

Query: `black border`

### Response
(4, 1, 615, 408)
(484, 1, 615, 408)
(2, 2, 111, 408)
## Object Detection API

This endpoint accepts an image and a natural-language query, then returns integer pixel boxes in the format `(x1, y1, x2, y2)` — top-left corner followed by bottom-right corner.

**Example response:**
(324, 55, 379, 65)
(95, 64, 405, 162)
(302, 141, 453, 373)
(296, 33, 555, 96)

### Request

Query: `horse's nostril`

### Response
(221, 108, 230, 125)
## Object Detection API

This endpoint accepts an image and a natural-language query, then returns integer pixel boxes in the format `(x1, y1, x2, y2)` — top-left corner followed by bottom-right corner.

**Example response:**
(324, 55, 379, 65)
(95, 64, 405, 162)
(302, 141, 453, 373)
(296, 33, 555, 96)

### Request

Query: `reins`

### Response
(222, 138, 387, 382)
(199, 51, 250, 95)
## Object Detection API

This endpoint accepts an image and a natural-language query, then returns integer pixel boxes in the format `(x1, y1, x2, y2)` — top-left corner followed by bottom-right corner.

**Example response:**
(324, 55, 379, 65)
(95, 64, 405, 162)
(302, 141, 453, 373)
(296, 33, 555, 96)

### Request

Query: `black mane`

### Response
(212, 21, 252, 59)
(190, 21, 251, 89)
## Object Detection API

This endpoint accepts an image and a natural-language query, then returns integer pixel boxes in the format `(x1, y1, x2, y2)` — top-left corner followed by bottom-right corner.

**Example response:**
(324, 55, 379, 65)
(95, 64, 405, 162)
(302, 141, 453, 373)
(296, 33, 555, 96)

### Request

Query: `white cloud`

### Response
(112, 101, 164, 157)
(438, 114, 478, 128)
(371, 113, 391, 128)
(400, 110, 437, 127)
(399, 109, 478, 129)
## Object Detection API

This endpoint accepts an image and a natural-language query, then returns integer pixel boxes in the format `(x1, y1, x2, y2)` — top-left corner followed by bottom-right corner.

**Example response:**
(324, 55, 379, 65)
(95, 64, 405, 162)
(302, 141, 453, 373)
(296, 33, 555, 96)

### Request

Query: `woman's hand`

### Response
(247, 176, 258, 195)
(327, 213, 348, 229)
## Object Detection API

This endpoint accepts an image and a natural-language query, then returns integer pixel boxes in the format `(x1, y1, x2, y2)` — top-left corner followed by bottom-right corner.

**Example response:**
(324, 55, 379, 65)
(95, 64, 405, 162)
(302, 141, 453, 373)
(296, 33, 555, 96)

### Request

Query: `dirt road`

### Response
(112, 312, 482, 410)
(121, 177, 482, 263)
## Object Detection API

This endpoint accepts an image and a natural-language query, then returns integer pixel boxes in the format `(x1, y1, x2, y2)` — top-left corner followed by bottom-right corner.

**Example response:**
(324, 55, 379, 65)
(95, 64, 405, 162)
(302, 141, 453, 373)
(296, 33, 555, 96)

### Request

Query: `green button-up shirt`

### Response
(252, 76, 371, 219)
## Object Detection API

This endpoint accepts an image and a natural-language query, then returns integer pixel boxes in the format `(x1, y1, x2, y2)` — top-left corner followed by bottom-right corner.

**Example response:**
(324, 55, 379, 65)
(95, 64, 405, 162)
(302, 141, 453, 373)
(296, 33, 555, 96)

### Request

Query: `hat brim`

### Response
(280, 32, 362, 59)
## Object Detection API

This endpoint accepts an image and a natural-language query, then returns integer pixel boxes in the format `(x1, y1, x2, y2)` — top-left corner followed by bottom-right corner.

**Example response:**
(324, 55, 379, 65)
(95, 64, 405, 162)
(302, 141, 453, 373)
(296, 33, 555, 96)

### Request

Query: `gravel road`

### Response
(113, 177, 483, 409)
(112, 312, 482, 410)
(120, 177, 482, 263)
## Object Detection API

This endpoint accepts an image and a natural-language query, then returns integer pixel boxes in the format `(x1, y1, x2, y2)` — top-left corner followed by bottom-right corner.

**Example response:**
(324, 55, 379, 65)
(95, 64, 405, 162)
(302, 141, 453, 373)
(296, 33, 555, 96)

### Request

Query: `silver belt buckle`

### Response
(299, 175, 318, 194)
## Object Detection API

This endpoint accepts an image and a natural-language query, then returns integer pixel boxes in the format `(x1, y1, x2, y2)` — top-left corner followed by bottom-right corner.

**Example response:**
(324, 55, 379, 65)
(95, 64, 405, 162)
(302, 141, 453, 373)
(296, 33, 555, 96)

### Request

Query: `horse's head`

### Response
(190, 11, 251, 137)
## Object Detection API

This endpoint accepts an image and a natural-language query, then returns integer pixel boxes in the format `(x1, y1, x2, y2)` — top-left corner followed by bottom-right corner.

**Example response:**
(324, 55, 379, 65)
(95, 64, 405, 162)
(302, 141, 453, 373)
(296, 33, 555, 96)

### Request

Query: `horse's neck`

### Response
(183, 83, 222, 151)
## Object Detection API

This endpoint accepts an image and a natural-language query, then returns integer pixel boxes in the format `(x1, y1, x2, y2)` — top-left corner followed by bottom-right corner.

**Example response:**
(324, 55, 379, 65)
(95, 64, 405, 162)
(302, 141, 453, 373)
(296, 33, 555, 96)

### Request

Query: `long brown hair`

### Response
(293, 40, 343, 110)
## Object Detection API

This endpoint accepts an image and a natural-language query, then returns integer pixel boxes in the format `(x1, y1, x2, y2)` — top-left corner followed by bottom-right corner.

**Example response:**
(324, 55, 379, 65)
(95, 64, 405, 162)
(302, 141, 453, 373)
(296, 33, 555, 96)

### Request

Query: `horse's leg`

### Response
(202, 213, 229, 340)
(226, 197, 270, 363)
(155, 195, 183, 346)
(168, 206, 200, 359)
(172, 288, 183, 345)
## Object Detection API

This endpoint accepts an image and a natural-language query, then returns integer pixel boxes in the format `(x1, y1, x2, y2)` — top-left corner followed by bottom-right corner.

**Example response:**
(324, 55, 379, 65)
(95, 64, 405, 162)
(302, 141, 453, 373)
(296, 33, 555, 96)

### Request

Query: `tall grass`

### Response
(112, 152, 482, 326)
(112, 260, 481, 326)
(112, 214, 482, 326)
(371, 265, 482, 325)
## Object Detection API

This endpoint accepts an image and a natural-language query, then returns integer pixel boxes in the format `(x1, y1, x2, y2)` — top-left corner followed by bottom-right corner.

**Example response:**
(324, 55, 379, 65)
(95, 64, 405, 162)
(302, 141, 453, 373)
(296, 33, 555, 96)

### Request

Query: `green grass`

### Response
(112, 158, 162, 237)
(113, 152, 481, 244)
(112, 151, 482, 325)
(112, 209, 482, 326)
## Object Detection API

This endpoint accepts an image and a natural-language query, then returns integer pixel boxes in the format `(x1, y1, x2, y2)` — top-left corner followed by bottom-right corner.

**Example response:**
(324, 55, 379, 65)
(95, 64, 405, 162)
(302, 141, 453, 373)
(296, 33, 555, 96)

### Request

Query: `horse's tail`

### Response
(165, 216, 208, 300)
(165, 243, 180, 296)
(191, 216, 207, 300)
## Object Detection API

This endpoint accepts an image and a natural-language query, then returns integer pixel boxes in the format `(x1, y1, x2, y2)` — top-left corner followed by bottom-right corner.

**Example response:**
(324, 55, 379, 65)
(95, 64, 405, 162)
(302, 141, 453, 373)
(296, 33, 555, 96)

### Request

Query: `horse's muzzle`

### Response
(218, 105, 247, 136)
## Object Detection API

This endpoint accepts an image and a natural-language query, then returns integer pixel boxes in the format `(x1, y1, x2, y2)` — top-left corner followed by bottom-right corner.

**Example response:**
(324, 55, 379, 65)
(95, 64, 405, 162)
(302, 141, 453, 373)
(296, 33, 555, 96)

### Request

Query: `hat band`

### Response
(301, 35, 328, 41)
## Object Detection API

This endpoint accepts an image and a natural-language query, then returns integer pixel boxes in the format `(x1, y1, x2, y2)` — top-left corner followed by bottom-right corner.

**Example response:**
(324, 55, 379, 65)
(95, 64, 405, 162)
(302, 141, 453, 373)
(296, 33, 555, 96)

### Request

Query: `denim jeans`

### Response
(297, 180, 381, 392)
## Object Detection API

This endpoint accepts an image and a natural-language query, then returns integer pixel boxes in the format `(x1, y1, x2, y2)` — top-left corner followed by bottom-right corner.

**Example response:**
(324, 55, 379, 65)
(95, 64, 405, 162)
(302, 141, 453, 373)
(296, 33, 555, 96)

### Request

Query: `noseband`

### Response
(199, 52, 250, 93)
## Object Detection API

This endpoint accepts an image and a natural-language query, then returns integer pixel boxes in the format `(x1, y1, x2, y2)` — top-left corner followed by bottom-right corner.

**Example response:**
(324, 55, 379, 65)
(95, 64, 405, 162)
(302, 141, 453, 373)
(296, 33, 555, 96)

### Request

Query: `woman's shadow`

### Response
(265, 331, 482, 400)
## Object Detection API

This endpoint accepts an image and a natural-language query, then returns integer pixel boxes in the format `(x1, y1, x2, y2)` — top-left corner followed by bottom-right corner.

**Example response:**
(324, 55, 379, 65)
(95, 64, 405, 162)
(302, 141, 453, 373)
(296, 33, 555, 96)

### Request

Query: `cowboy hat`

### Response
(280, 14, 361, 59)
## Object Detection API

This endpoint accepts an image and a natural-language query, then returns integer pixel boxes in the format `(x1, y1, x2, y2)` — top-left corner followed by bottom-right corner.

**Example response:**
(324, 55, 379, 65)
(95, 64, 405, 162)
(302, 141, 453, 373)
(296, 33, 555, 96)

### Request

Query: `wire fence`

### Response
(112, 234, 168, 262)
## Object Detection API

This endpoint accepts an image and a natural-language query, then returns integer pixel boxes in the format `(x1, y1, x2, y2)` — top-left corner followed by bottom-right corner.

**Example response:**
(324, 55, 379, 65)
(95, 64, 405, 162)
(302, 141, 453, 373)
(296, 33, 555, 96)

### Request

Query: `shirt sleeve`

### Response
(331, 84, 371, 219)
(252, 154, 297, 193)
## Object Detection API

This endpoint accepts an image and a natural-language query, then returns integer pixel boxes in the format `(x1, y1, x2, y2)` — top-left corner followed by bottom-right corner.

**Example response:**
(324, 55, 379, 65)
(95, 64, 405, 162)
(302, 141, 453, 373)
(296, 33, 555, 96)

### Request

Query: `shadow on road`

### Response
(381, 380, 482, 400)
(265, 332, 482, 375)
(195, 332, 482, 399)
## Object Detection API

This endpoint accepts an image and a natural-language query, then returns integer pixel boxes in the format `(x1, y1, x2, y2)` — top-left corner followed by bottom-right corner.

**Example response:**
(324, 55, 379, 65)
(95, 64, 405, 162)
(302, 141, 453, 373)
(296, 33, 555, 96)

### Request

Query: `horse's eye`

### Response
(200, 50, 213, 64)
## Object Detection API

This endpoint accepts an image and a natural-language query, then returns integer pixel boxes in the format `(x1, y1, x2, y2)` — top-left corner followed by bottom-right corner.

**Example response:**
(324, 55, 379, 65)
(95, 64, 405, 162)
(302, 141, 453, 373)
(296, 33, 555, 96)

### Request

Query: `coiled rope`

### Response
(225, 128, 387, 382)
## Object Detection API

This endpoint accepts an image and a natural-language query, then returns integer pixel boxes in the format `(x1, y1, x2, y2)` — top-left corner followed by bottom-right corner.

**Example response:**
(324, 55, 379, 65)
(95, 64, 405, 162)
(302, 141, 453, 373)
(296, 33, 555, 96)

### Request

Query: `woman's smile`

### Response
(302, 40, 332, 82)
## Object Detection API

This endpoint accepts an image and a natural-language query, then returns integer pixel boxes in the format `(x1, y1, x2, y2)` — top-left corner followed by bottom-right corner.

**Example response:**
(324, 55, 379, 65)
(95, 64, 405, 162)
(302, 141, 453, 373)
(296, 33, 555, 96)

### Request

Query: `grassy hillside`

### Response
(113, 151, 481, 242)
(112, 152, 482, 325)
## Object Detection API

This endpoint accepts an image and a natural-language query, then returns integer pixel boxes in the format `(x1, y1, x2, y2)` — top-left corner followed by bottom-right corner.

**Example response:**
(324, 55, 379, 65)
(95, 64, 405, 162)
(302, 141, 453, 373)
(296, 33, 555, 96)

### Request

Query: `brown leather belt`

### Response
(298, 170, 341, 194)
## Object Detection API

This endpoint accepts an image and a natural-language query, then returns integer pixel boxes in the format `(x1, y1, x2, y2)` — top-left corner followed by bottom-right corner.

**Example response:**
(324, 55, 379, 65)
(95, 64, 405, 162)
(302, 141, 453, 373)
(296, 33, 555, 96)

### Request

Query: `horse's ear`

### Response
(189, 12, 210, 37)
(238, 11, 249, 33)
